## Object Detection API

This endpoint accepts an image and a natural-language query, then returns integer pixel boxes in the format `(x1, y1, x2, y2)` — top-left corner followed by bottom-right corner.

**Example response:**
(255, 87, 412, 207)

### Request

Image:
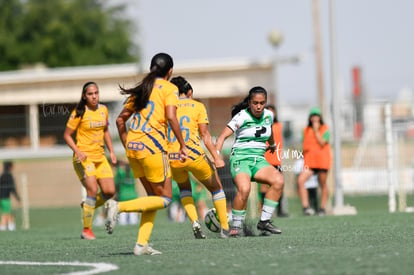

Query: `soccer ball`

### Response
(204, 208, 221, 233)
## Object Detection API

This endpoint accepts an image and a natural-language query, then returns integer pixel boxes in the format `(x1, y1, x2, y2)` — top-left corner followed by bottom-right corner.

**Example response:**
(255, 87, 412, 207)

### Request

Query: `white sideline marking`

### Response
(0, 261, 119, 275)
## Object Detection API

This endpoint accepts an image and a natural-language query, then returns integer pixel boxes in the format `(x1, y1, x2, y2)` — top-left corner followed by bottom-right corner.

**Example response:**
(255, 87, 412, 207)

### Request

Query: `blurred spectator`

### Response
(294, 158, 319, 213)
(115, 161, 139, 225)
(168, 180, 187, 223)
(297, 107, 332, 216)
(189, 175, 208, 221)
(0, 161, 20, 231)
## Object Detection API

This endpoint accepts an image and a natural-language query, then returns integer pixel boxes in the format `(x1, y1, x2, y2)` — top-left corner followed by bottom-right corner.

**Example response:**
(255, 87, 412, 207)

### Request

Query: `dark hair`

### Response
(170, 76, 192, 96)
(3, 161, 13, 172)
(231, 86, 267, 117)
(265, 104, 278, 123)
(120, 53, 174, 112)
(307, 114, 325, 127)
(75, 81, 97, 118)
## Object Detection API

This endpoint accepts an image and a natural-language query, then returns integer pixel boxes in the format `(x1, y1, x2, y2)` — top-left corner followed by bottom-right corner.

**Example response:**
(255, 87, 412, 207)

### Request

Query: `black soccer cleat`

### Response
(257, 220, 282, 235)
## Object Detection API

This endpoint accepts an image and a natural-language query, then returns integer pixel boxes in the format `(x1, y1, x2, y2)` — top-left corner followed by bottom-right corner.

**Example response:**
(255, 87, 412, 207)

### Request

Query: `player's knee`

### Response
(270, 174, 284, 191)
(237, 186, 251, 200)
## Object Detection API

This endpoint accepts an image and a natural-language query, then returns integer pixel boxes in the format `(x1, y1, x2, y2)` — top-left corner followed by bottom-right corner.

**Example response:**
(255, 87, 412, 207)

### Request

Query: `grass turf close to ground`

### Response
(0, 195, 413, 275)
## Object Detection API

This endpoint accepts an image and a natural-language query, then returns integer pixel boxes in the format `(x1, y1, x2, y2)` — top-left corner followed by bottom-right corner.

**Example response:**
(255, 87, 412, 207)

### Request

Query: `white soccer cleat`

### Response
(134, 244, 162, 256)
(192, 220, 206, 239)
(105, 199, 119, 234)
(303, 207, 315, 216)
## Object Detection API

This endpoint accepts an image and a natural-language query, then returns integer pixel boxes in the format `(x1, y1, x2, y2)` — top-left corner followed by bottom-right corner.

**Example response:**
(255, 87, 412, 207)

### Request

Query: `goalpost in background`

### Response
(20, 174, 30, 230)
(384, 103, 413, 212)
(343, 101, 414, 213)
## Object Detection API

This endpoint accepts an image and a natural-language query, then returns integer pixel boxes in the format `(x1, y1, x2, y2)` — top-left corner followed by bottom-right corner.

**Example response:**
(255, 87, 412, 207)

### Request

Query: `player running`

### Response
(105, 53, 187, 255)
(215, 86, 284, 237)
(63, 81, 117, 240)
(168, 76, 229, 239)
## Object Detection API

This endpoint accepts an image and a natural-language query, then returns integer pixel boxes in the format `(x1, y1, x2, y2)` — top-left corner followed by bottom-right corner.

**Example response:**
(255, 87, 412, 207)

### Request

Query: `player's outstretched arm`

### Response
(199, 123, 221, 165)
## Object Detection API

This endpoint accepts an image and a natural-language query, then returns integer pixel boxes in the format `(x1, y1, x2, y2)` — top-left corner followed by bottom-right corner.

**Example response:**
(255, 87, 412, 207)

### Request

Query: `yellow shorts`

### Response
(128, 152, 171, 183)
(171, 155, 214, 184)
(73, 155, 114, 181)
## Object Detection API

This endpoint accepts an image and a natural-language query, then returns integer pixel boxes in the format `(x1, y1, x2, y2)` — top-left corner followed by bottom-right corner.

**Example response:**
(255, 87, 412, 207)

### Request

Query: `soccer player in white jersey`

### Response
(215, 86, 284, 237)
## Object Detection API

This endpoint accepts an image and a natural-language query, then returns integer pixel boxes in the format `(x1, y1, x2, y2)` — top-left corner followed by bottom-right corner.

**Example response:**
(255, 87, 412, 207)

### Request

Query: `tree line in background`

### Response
(0, 0, 138, 71)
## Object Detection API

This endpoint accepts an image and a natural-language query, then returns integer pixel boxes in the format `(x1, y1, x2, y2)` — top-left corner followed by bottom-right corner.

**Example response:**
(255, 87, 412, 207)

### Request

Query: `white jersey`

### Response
(227, 108, 274, 159)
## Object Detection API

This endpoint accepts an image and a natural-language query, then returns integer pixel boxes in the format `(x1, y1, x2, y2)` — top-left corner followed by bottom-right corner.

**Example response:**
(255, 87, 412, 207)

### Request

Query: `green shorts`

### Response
(0, 198, 12, 214)
(229, 156, 271, 180)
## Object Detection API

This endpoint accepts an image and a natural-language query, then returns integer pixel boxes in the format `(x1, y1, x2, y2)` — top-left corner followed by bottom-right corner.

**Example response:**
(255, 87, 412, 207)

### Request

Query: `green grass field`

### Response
(0, 195, 413, 275)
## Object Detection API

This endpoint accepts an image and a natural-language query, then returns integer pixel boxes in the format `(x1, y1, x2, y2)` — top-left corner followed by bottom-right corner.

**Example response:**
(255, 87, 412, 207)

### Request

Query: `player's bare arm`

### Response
(116, 107, 133, 148)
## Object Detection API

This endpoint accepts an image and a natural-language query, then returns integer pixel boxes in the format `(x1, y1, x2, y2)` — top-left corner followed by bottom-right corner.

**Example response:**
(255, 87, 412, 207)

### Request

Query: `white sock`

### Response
(8, 222, 16, 231)
(231, 209, 246, 228)
(260, 199, 279, 221)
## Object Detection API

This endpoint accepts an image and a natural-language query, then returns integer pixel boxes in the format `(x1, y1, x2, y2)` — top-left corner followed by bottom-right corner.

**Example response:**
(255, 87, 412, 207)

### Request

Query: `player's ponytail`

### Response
(231, 96, 249, 118)
(120, 53, 174, 112)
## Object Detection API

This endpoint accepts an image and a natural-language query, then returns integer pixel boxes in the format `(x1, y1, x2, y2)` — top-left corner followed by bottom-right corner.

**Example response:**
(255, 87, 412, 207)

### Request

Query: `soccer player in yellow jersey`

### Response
(105, 53, 187, 256)
(63, 81, 117, 240)
(169, 76, 229, 239)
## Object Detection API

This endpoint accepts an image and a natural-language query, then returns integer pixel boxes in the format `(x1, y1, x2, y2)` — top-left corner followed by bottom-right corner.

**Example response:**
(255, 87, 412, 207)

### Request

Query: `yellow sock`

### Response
(180, 191, 198, 223)
(212, 190, 229, 230)
(83, 197, 96, 229)
(118, 196, 170, 212)
(137, 210, 157, 245)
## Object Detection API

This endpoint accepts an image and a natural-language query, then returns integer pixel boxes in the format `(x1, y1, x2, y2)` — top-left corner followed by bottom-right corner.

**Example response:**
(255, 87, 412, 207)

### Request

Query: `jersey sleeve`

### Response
(227, 111, 243, 132)
(66, 110, 81, 130)
(197, 102, 209, 125)
(165, 87, 178, 107)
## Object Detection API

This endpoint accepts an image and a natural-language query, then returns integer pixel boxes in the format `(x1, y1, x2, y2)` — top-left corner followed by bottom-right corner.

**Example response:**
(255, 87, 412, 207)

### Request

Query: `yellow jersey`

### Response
(168, 98, 209, 168)
(66, 104, 108, 161)
(125, 78, 178, 159)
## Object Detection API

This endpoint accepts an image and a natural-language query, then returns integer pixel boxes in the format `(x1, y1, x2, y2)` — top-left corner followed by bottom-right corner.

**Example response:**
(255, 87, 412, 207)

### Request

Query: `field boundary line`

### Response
(0, 260, 119, 275)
